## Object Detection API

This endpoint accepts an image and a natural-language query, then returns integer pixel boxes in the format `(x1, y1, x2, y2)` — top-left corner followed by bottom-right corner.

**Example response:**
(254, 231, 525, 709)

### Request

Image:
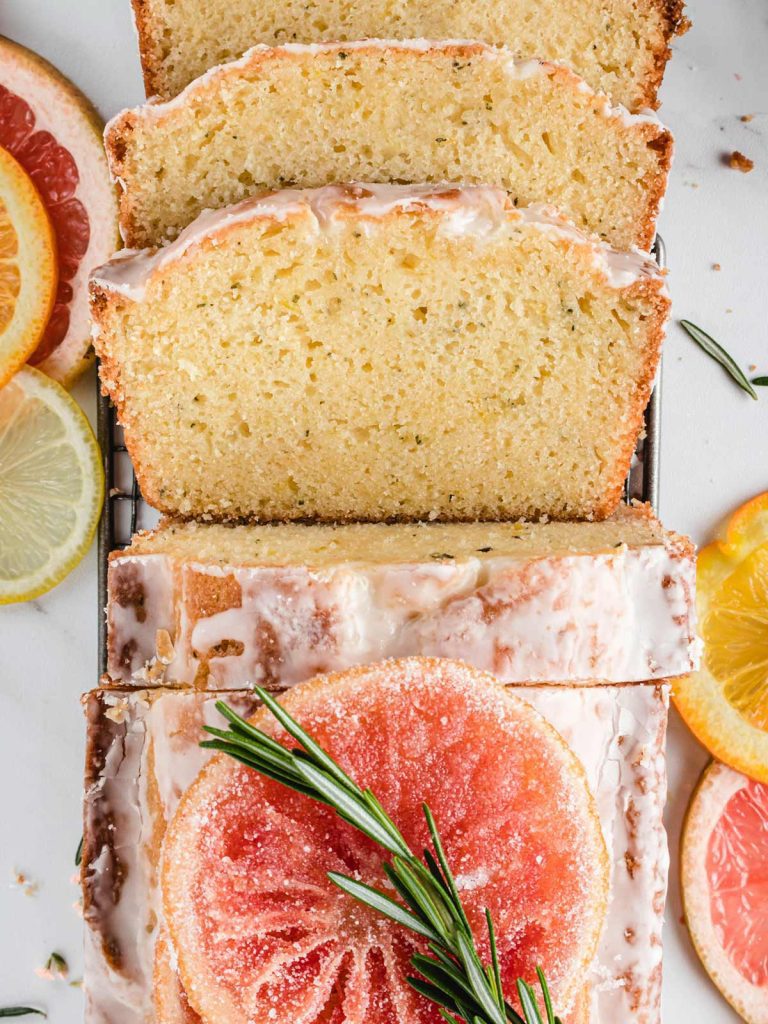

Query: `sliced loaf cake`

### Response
(105, 41, 673, 250)
(107, 504, 697, 688)
(91, 184, 669, 523)
(131, 0, 688, 111)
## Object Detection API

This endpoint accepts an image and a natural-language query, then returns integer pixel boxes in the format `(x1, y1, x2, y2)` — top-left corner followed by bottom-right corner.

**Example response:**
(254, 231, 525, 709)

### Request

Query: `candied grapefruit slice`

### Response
(162, 658, 608, 1024)
(681, 760, 768, 1024)
(0, 145, 56, 388)
(0, 35, 119, 385)
(675, 491, 768, 781)
(155, 932, 202, 1024)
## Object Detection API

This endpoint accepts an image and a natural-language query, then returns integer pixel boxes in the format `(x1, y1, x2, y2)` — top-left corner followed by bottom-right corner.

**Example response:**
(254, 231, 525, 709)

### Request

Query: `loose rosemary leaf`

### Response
(680, 320, 758, 399)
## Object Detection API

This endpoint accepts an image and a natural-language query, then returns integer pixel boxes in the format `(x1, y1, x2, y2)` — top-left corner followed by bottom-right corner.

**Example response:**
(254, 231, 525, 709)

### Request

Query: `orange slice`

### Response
(0, 145, 57, 389)
(681, 760, 768, 1023)
(162, 657, 608, 1024)
(674, 492, 768, 781)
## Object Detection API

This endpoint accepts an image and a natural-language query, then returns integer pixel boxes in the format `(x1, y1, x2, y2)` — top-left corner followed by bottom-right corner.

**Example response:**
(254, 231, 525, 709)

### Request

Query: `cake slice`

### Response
(105, 41, 673, 250)
(131, 0, 688, 110)
(82, 679, 669, 1024)
(107, 505, 697, 688)
(91, 183, 670, 524)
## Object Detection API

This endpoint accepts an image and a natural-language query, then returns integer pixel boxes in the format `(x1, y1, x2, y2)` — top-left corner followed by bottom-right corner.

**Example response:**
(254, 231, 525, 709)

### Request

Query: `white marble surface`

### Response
(1, 1, 767, 1020)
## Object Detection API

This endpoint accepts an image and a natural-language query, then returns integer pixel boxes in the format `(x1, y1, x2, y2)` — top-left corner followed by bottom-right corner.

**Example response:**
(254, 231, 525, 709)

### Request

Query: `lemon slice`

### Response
(0, 366, 103, 602)
(675, 492, 768, 781)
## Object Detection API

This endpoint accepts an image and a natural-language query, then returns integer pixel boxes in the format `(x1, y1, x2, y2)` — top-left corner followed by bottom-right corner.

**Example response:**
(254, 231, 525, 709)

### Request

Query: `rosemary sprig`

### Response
(680, 319, 758, 399)
(202, 689, 562, 1024)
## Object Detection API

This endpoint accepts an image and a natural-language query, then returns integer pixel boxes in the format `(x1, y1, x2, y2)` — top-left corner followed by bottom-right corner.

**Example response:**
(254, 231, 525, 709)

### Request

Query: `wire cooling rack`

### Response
(96, 236, 665, 674)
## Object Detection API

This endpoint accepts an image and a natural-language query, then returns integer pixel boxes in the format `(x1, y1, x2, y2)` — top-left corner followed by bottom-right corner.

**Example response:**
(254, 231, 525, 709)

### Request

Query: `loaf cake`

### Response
(82, 679, 669, 1024)
(105, 41, 673, 250)
(107, 504, 697, 687)
(130, 0, 688, 110)
(91, 183, 670, 523)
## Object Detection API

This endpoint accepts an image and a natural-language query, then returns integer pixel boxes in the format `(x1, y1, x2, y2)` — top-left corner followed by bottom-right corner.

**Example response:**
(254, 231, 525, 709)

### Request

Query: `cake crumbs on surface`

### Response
(11, 870, 39, 897)
(741, 114, 754, 122)
(712, 263, 721, 271)
(726, 150, 754, 172)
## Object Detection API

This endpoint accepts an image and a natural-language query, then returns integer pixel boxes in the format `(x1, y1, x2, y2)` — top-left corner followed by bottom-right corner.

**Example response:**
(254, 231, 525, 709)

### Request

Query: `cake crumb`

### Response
(726, 150, 754, 172)
(12, 870, 39, 897)
(741, 114, 754, 122)
(105, 699, 129, 724)
(712, 263, 721, 271)
(156, 629, 175, 664)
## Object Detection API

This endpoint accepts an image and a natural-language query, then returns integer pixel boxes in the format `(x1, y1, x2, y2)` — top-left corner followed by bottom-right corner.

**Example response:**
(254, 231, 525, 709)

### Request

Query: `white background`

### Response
(1, 1, 767, 1021)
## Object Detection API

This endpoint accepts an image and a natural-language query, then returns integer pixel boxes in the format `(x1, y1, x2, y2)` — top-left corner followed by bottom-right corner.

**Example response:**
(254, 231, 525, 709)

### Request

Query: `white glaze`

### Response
(91, 182, 664, 303)
(108, 541, 697, 688)
(82, 683, 669, 1024)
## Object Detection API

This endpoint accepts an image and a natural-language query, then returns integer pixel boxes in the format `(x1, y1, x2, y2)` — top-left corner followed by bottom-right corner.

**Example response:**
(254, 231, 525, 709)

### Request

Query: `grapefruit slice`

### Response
(674, 491, 768, 781)
(162, 658, 609, 1024)
(0, 35, 119, 385)
(155, 933, 202, 1024)
(0, 145, 57, 388)
(681, 760, 768, 1024)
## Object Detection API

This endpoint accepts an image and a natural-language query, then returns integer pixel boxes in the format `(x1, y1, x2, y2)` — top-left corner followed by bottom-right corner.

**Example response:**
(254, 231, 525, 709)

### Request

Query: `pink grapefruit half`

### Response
(162, 657, 608, 1024)
(682, 760, 768, 1023)
(0, 35, 119, 385)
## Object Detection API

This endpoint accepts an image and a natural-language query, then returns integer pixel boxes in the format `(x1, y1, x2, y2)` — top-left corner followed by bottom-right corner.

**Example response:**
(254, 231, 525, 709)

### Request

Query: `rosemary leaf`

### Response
(423, 804, 472, 935)
(411, 954, 480, 1008)
(456, 931, 507, 1024)
(486, 910, 505, 1014)
(294, 758, 410, 857)
(516, 981, 543, 1024)
(327, 873, 440, 941)
(0, 1011, 46, 1019)
(680, 320, 758, 399)
(439, 1010, 464, 1024)
(254, 687, 363, 797)
(75, 835, 83, 867)
(408, 976, 463, 1015)
(752, 376, 768, 386)
(536, 967, 555, 1024)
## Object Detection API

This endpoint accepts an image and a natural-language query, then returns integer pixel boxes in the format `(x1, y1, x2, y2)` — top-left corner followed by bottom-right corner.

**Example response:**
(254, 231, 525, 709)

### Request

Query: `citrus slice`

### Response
(674, 492, 768, 781)
(0, 365, 103, 602)
(0, 145, 57, 388)
(0, 35, 119, 385)
(162, 658, 609, 1024)
(681, 760, 768, 1023)
(155, 933, 202, 1024)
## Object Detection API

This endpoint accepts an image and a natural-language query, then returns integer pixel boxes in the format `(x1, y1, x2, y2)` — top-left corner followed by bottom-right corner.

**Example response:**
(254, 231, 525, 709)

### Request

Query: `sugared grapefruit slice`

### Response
(675, 491, 768, 781)
(162, 658, 608, 1024)
(681, 760, 768, 1023)
(0, 35, 119, 385)
(0, 145, 57, 388)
